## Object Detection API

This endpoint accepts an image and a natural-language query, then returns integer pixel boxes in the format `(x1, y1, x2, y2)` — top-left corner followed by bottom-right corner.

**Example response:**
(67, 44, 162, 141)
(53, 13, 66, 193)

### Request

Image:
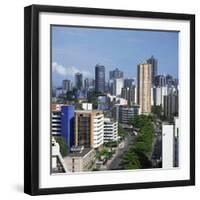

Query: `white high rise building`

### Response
(113, 78, 124, 96)
(174, 117, 179, 167)
(155, 86, 168, 107)
(75, 110, 104, 149)
(162, 123, 174, 169)
(104, 118, 118, 142)
(82, 103, 93, 111)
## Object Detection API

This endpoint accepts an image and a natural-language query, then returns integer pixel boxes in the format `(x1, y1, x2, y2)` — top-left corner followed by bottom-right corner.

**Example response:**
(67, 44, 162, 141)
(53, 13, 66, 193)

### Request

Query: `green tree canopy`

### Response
(54, 136, 69, 157)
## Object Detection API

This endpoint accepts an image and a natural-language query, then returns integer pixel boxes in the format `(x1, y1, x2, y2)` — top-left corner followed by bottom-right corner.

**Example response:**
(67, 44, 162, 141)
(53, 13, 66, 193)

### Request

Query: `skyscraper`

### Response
(51, 104, 75, 148)
(119, 105, 140, 124)
(124, 78, 135, 88)
(62, 79, 71, 92)
(162, 123, 174, 168)
(147, 55, 158, 85)
(166, 74, 174, 87)
(95, 64, 105, 93)
(75, 110, 104, 148)
(84, 78, 95, 91)
(75, 72, 83, 90)
(61, 105, 75, 148)
(121, 86, 136, 106)
(113, 78, 124, 96)
(109, 68, 124, 79)
(155, 75, 167, 87)
(163, 92, 178, 119)
(137, 63, 152, 114)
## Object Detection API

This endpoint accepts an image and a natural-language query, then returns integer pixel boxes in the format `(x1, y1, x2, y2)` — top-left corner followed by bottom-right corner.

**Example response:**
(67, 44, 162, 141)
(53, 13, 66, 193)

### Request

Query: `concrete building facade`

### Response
(64, 147, 95, 172)
(95, 64, 105, 93)
(104, 118, 118, 142)
(162, 123, 174, 169)
(119, 105, 140, 124)
(75, 72, 83, 90)
(137, 63, 152, 114)
(147, 55, 158, 85)
(113, 78, 124, 96)
(75, 110, 104, 148)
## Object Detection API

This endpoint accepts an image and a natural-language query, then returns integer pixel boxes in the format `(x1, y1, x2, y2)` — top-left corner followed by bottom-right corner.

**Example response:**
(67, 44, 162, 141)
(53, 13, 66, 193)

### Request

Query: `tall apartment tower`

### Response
(113, 78, 124, 96)
(109, 68, 124, 79)
(75, 72, 83, 90)
(162, 123, 174, 168)
(51, 104, 75, 148)
(137, 63, 152, 114)
(62, 79, 71, 92)
(75, 110, 104, 149)
(147, 55, 158, 85)
(95, 64, 105, 93)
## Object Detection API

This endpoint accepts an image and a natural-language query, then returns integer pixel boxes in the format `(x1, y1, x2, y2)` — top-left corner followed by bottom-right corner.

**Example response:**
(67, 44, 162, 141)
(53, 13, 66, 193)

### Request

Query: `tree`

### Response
(121, 115, 155, 169)
(122, 151, 141, 169)
(54, 136, 69, 157)
(152, 105, 162, 118)
(88, 96, 98, 109)
(118, 124, 128, 139)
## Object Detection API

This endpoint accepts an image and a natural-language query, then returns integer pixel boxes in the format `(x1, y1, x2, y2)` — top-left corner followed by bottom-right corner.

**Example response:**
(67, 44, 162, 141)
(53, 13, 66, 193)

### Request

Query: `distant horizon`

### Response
(52, 26, 178, 87)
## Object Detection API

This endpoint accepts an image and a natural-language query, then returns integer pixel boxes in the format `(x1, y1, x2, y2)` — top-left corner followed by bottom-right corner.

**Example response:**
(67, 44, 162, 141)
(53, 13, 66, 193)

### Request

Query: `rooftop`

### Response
(75, 110, 103, 114)
(68, 147, 93, 157)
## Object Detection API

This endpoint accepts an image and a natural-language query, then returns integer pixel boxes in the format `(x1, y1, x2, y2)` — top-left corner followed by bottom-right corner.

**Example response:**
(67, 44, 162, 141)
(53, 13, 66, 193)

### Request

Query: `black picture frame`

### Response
(24, 4, 195, 196)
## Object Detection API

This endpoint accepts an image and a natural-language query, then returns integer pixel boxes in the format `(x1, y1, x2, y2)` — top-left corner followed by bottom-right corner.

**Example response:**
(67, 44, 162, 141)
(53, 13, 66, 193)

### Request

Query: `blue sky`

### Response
(52, 26, 178, 87)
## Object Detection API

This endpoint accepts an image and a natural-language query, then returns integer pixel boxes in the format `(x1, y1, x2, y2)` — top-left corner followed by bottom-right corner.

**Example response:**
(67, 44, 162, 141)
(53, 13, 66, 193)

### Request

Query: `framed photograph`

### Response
(24, 4, 195, 195)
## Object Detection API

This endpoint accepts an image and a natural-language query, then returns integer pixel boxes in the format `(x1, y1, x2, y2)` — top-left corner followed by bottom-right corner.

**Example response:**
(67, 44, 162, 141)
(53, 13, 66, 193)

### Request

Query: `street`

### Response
(107, 132, 136, 170)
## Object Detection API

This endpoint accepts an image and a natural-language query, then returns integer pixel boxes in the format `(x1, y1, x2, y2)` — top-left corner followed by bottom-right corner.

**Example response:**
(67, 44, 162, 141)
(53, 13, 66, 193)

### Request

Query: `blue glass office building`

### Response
(61, 105, 75, 148)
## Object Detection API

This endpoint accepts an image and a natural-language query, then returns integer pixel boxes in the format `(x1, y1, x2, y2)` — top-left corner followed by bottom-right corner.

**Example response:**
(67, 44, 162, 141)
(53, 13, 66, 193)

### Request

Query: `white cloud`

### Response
(52, 62, 67, 76)
(52, 62, 92, 78)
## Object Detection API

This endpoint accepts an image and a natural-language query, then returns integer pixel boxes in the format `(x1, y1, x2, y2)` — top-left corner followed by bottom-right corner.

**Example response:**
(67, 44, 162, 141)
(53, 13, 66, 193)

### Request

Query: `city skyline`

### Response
(52, 26, 178, 87)
(51, 25, 179, 173)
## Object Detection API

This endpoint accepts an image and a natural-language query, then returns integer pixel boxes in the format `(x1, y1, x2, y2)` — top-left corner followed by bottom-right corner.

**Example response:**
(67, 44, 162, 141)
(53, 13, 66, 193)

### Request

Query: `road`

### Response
(107, 132, 135, 170)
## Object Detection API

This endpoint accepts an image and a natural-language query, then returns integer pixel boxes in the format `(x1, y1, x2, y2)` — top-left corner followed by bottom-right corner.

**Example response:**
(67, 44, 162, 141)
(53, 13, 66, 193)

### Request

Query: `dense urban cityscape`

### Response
(51, 55, 179, 173)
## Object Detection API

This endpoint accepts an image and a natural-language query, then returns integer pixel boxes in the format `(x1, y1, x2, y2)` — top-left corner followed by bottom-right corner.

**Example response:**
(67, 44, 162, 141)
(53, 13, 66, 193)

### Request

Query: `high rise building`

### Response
(113, 78, 124, 96)
(61, 105, 75, 148)
(137, 63, 152, 114)
(147, 55, 158, 85)
(124, 78, 135, 88)
(121, 88, 129, 100)
(95, 64, 105, 93)
(173, 78, 179, 88)
(109, 68, 124, 79)
(155, 75, 166, 87)
(75, 72, 83, 90)
(174, 117, 179, 167)
(162, 123, 174, 169)
(162, 117, 179, 169)
(154, 86, 168, 108)
(163, 91, 178, 119)
(75, 110, 104, 148)
(84, 78, 95, 91)
(62, 79, 71, 93)
(51, 104, 75, 148)
(111, 105, 120, 122)
(119, 105, 140, 124)
(104, 118, 118, 142)
(121, 86, 136, 106)
(166, 74, 174, 86)
(51, 104, 62, 135)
